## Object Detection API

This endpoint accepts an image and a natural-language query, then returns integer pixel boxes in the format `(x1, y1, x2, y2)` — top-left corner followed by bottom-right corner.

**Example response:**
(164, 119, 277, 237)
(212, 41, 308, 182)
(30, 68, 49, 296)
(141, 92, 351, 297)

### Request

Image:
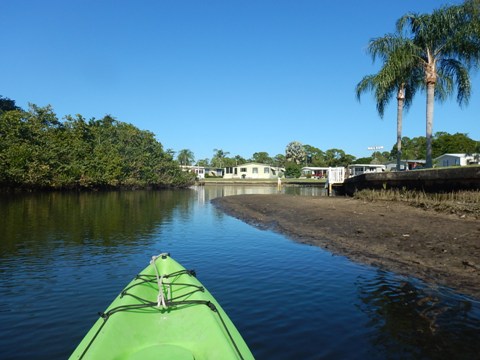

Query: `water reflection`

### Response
(356, 270, 480, 359)
(190, 184, 327, 204)
(1, 188, 479, 360)
(0, 190, 193, 257)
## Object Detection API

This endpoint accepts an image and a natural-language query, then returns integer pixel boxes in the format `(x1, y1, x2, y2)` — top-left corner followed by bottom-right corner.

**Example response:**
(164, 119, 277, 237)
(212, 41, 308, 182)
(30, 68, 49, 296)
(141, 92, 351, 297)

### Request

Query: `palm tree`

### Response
(396, 2, 480, 167)
(177, 149, 194, 166)
(285, 141, 306, 164)
(212, 148, 230, 168)
(356, 34, 421, 170)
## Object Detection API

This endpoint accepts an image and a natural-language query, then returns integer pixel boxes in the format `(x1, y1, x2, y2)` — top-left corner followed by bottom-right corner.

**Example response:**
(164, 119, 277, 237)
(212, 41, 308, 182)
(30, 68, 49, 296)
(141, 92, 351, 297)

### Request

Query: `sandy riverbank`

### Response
(212, 194, 480, 299)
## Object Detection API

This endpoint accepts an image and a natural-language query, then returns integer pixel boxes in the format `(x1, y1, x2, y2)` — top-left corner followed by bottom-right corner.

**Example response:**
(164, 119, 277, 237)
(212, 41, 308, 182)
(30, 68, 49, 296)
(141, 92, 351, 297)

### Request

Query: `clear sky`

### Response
(2, 0, 478, 162)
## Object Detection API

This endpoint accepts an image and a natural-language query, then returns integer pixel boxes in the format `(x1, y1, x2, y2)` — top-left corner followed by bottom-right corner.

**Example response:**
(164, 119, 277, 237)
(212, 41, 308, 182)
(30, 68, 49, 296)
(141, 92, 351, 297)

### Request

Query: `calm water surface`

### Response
(1, 186, 479, 359)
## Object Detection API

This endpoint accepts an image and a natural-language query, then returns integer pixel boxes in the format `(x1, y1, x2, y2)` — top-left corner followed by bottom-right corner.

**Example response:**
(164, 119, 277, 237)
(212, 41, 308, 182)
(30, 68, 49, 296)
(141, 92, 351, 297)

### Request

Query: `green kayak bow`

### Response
(70, 253, 254, 360)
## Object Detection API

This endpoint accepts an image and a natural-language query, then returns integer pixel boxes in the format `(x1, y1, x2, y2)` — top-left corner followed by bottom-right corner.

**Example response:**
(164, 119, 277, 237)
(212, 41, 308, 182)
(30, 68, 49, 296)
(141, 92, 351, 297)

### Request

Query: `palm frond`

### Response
(439, 58, 472, 106)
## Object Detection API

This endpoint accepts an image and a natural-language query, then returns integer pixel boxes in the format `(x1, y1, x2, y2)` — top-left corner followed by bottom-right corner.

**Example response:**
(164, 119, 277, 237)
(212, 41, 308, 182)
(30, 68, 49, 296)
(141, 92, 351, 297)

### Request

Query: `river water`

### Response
(1, 186, 479, 359)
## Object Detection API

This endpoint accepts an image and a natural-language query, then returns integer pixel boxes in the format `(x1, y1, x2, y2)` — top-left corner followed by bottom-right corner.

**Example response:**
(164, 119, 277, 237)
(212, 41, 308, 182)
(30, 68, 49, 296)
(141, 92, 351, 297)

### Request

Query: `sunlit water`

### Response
(1, 186, 479, 359)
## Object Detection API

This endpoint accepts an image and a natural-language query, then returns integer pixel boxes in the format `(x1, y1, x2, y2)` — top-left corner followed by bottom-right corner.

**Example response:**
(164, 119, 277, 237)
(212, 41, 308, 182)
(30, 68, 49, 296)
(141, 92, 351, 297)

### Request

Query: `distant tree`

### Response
(304, 145, 326, 166)
(211, 148, 230, 168)
(251, 152, 271, 164)
(0, 95, 21, 113)
(285, 162, 302, 178)
(432, 132, 478, 157)
(196, 158, 209, 167)
(233, 155, 247, 166)
(390, 132, 479, 161)
(165, 149, 176, 161)
(371, 151, 390, 164)
(343, 154, 356, 166)
(391, 136, 427, 160)
(222, 157, 238, 167)
(324, 148, 355, 167)
(285, 141, 306, 164)
(354, 156, 374, 164)
(177, 149, 195, 166)
(272, 154, 286, 167)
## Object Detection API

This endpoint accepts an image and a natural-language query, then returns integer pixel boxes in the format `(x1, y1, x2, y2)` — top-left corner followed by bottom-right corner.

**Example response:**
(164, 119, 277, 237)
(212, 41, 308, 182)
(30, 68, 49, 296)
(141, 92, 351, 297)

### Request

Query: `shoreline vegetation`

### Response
(212, 190, 480, 299)
(0, 105, 195, 191)
(354, 188, 480, 217)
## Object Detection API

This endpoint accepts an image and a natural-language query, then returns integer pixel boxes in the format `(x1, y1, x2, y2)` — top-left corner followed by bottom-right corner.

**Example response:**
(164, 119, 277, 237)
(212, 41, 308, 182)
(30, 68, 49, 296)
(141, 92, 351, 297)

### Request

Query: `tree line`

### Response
(176, 131, 479, 174)
(0, 98, 195, 190)
(2, 95, 477, 189)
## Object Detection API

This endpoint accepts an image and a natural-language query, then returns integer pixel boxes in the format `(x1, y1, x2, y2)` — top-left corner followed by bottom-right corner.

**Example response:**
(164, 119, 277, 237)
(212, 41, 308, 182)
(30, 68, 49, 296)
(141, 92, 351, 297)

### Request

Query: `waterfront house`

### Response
(434, 153, 480, 167)
(385, 160, 426, 171)
(301, 167, 330, 179)
(223, 162, 284, 179)
(347, 164, 386, 177)
(204, 167, 224, 177)
(180, 165, 205, 179)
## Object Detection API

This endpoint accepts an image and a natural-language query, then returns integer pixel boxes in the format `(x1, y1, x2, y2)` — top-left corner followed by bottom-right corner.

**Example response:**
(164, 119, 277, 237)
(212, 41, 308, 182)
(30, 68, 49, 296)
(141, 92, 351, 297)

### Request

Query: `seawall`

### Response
(343, 166, 480, 195)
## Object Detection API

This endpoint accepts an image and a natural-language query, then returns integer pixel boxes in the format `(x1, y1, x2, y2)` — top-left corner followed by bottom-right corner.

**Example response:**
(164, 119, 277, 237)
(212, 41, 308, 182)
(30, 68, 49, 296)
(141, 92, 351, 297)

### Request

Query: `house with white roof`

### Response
(434, 153, 480, 167)
(223, 163, 284, 179)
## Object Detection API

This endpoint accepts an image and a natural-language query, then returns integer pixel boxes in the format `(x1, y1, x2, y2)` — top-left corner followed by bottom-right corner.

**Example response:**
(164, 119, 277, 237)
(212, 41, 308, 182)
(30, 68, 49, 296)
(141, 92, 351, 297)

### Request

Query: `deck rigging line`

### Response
(78, 264, 245, 360)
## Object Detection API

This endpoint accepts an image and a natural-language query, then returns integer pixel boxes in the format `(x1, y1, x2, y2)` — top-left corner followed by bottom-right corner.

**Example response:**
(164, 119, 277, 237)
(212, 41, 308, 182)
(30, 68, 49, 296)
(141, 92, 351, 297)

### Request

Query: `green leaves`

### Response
(0, 106, 193, 190)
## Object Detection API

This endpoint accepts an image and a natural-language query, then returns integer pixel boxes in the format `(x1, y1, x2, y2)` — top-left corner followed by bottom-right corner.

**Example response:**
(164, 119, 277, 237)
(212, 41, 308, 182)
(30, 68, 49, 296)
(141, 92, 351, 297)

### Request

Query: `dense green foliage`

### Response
(0, 96, 21, 114)
(0, 104, 195, 190)
(284, 162, 302, 178)
(390, 132, 479, 161)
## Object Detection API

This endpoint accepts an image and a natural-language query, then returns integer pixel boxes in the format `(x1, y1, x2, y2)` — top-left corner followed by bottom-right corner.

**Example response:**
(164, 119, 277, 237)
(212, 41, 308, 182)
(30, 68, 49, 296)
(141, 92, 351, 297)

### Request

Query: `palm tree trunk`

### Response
(425, 82, 435, 168)
(396, 86, 405, 171)
(425, 54, 436, 169)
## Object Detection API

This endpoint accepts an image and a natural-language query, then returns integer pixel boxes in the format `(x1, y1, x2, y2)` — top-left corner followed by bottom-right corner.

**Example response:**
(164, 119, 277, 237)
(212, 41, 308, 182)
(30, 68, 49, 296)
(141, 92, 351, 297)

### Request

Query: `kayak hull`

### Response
(70, 253, 254, 360)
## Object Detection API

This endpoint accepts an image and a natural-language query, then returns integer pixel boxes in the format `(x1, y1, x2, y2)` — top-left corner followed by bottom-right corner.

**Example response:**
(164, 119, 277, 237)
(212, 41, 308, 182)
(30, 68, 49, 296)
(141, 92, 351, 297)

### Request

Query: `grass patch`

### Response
(354, 188, 480, 217)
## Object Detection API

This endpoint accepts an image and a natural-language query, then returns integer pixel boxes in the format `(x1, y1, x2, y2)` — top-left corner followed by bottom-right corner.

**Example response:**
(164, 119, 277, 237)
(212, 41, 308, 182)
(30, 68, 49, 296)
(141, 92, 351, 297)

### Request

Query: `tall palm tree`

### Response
(397, 2, 480, 167)
(356, 34, 421, 170)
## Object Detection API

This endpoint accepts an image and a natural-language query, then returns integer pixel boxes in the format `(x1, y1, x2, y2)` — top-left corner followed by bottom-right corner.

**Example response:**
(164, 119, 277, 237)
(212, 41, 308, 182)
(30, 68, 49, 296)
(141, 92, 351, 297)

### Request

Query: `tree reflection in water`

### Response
(356, 270, 480, 359)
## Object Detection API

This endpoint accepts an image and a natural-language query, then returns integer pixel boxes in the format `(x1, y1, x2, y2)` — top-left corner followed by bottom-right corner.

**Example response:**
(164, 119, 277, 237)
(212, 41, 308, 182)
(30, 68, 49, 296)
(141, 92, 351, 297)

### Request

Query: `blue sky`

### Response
(2, 0, 478, 162)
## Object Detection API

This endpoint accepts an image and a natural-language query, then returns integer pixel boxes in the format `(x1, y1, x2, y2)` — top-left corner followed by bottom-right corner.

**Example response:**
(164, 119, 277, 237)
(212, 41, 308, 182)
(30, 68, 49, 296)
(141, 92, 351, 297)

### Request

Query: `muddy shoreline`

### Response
(212, 194, 480, 299)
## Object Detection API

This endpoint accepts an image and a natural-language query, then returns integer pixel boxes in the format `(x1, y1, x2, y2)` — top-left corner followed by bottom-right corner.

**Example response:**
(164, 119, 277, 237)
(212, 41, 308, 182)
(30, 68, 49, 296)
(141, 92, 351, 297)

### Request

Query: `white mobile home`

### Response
(223, 163, 284, 179)
(434, 153, 480, 167)
(180, 165, 205, 179)
(301, 167, 330, 179)
(385, 160, 426, 171)
(347, 164, 386, 177)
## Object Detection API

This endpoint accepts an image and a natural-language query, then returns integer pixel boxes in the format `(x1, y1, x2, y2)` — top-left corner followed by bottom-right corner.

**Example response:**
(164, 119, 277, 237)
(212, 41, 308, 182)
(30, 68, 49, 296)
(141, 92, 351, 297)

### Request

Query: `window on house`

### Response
(240, 168, 247, 172)
(252, 167, 258, 174)
(264, 167, 270, 173)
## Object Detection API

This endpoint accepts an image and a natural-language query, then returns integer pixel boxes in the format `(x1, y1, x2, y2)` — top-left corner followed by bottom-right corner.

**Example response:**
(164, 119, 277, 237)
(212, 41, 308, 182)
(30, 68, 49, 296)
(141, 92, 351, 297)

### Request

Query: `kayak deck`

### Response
(70, 253, 254, 360)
